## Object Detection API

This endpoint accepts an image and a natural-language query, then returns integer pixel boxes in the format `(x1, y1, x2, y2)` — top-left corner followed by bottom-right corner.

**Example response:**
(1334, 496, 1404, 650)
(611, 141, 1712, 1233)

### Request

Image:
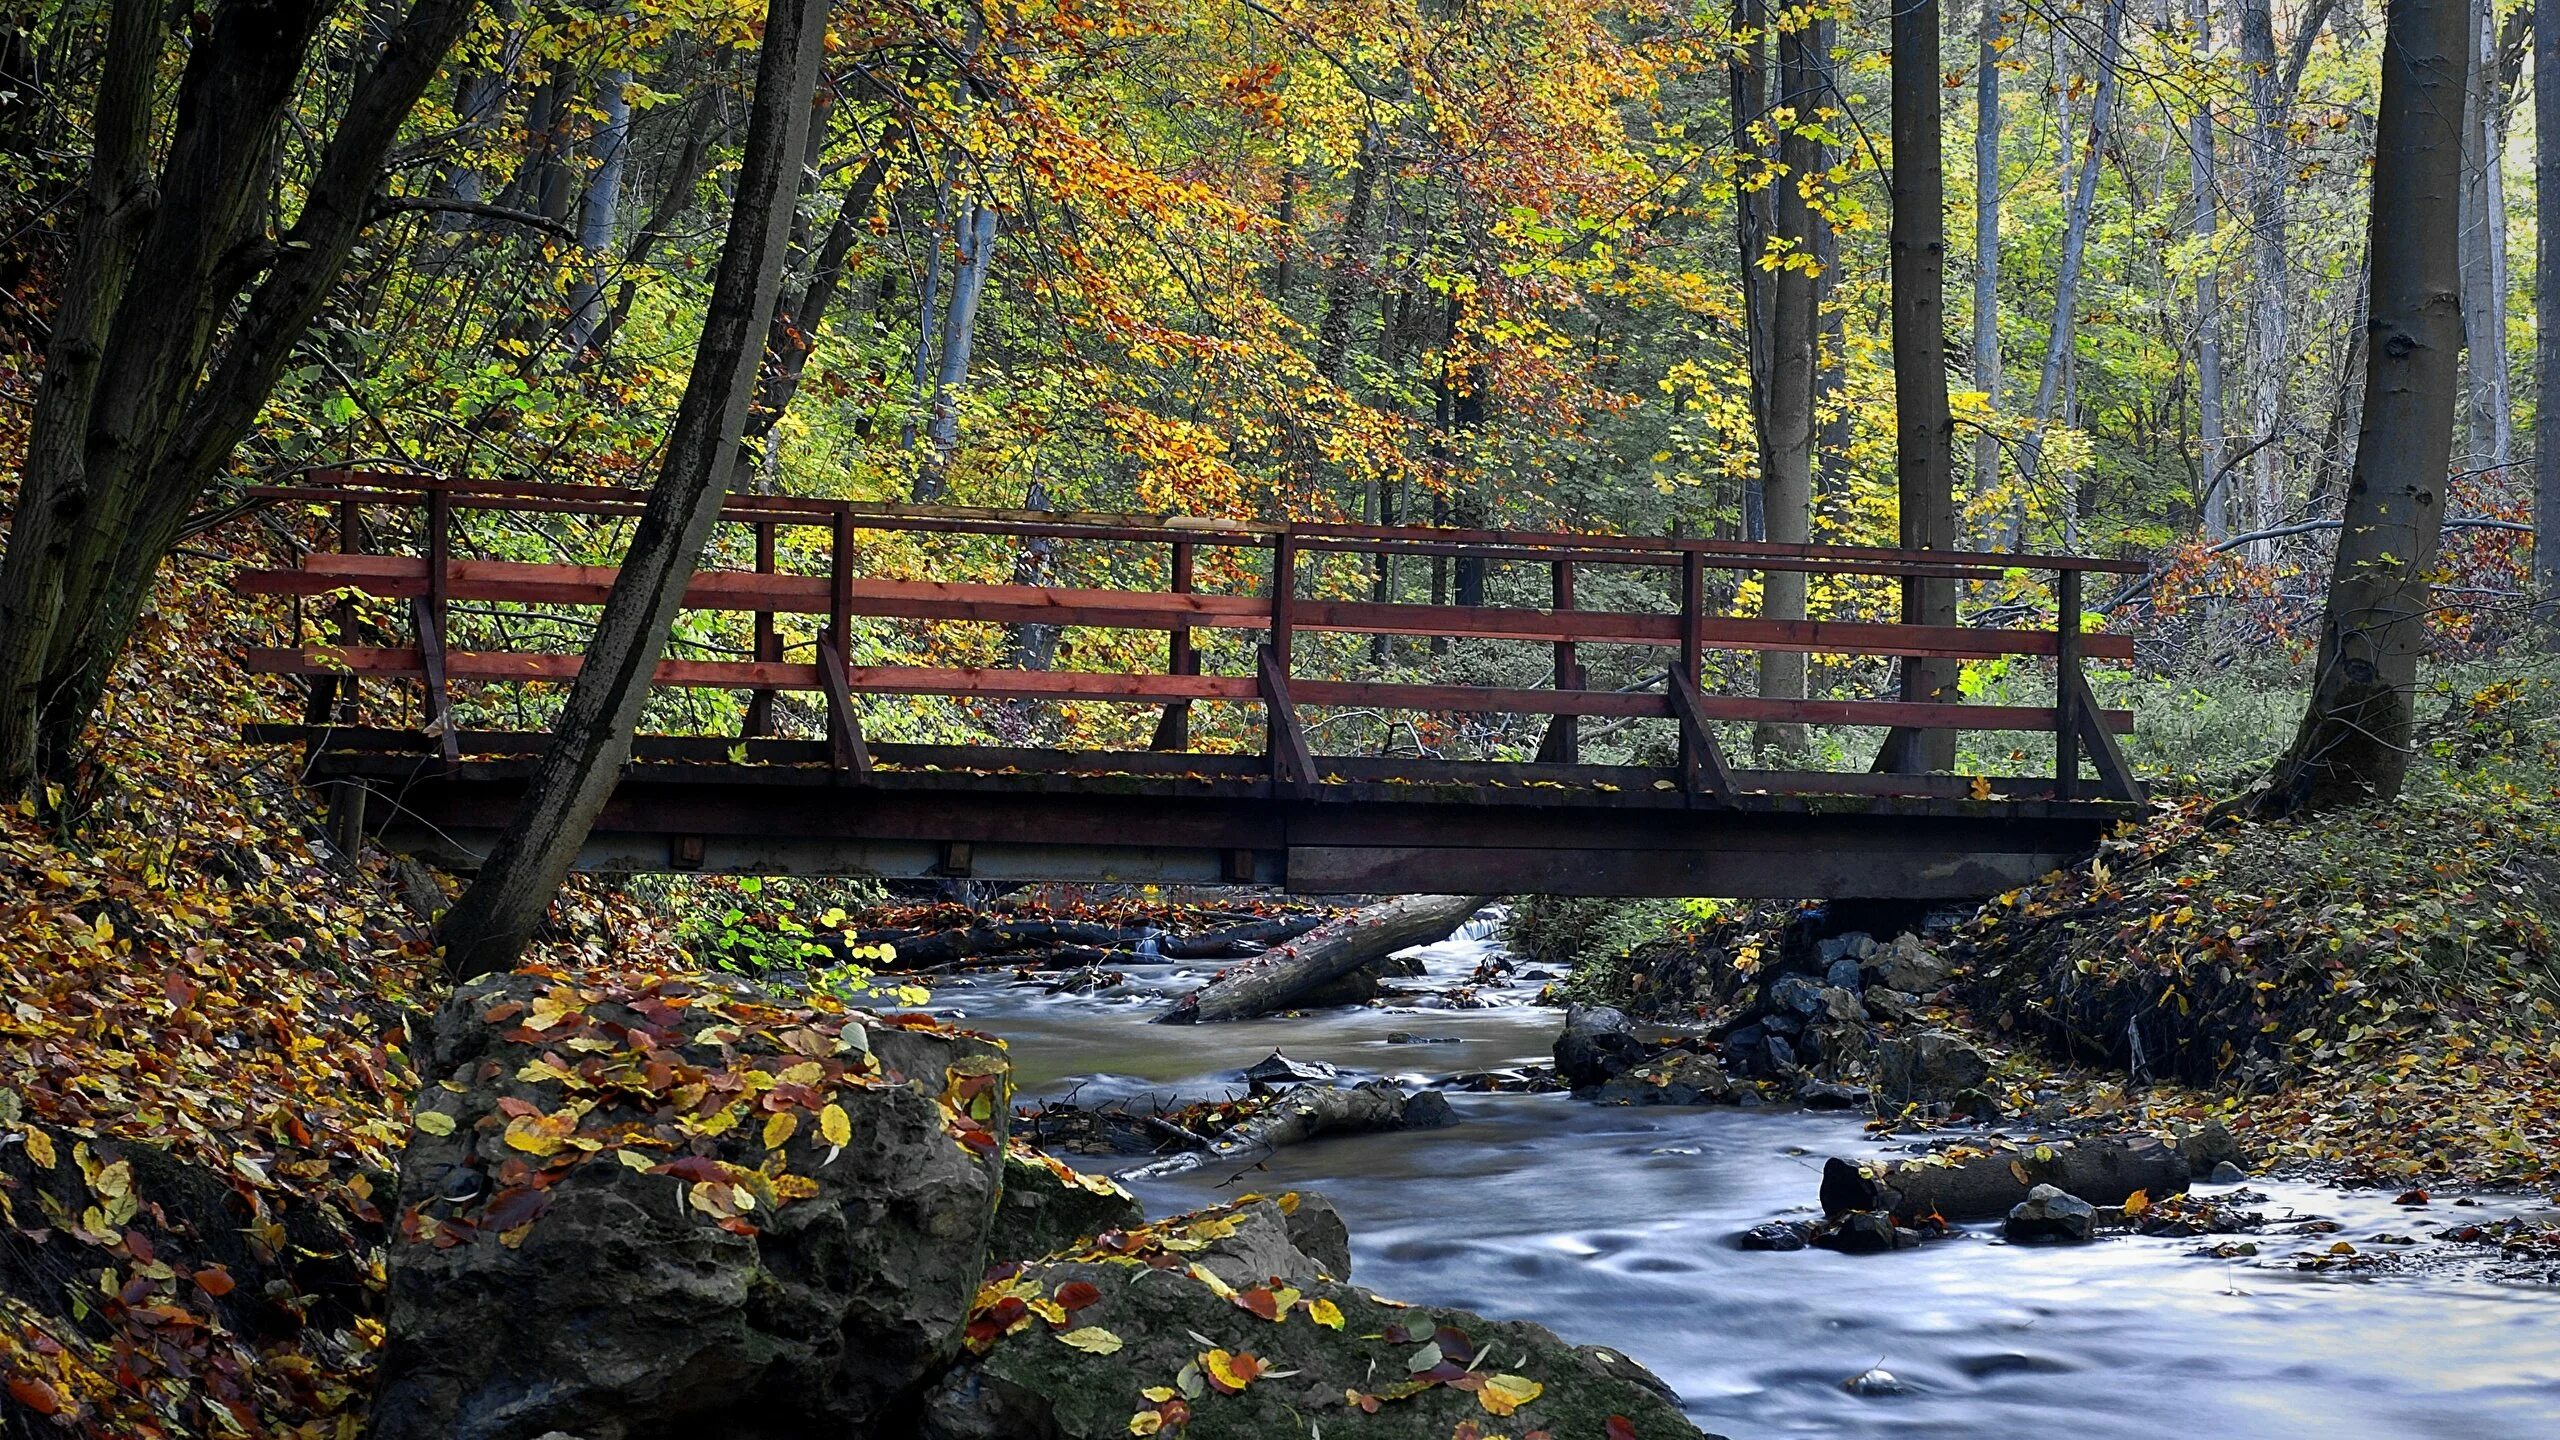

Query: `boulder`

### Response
(1817, 1210, 1911, 1254)
(372, 972, 1011, 1440)
(920, 1196, 1714, 1440)
(1739, 1221, 1811, 1252)
(1862, 987, 1920, 1024)
(2004, 1184, 2096, 1243)
(1815, 986, 1864, 1022)
(990, 1147, 1146, 1264)
(1592, 1050, 1735, 1106)
(1795, 1080, 1868, 1110)
(1873, 1030, 1992, 1106)
(2208, 1160, 2248, 1186)
(1868, 933, 1949, 994)
(1766, 974, 1825, 1019)
(1823, 956, 1863, 993)
(2176, 1118, 2247, 1174)
(1553, 1004, 1649, 1088)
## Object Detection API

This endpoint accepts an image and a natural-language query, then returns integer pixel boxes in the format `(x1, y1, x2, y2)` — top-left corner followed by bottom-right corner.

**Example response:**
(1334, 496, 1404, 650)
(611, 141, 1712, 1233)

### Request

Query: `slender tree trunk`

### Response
(2239, 0, 2294, 556)
(2539, 0, 2560, 610)
(1972, 0, 2004, 535)
(2259, 0, 2469, 815)
(914, 201, 999, 500)
(1315, 133, 1379, 386)
(1755, 14, 1818, 759)
(1733, 0, 1775, 540)
(1876, 0, 1959, 774)
(2190, 0, 2229, 540)
(437, 0, 832, 978)
(1812, 11, 1849, 473)
(0, 0, 480, 798)
(2024, 0, 2126, 549)
(584, 87, 728, 360)
(2458, 0, 2513, 471)
(565, 64, 633, 351)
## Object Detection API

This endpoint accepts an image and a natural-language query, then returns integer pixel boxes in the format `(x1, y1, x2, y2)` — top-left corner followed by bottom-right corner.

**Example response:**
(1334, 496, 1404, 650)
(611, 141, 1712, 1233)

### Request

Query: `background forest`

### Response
(6, 0, 2537, 777)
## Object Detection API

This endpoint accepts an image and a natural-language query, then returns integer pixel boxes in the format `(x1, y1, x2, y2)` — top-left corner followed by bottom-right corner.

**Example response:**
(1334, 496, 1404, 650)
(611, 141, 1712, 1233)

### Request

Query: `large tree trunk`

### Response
(0, 0, 480, 798)
(436, 0, 831, 979)
(2190, 0, 2229, 542)
(2259, 0, 2470, 816)
(2023, 0, 2126, 548)
(1874, 0, 1958, 775)
(1754, 15, 1818, 759)
(1971, 0, 2004, 534)
(2540, 0, 2560, 611)
(1153, 894, 1489, 1024)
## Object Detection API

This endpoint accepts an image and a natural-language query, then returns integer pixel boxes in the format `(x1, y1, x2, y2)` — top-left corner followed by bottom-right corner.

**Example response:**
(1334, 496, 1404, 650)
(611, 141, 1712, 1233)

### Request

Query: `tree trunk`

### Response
(2539, 0, 2560, 611)
(2458, 0, 2514, 472)
(1314, 132, 1379, 386)
(2024, 0, 2126, 549)
(1119, 1083, 1452, 1181)
(1971, 0, 2004, 532)
(564, 63, 634, 351)
(913, 201, 999, 501)
(1732, 0, 1775, 540)
(1819, 1135, 2191, 1222)
(2239, 0, 2294, 556)
(1875, 0, 1958, 775)
(0, 0, 480, 798)
(2258, 0, 2469, 816)
(1755, 16, 1817, 759)
(2190, 0, 2229, 541)
(1154, 894, 1489, 1024)
(1812, 13, 1848, 473)
(435, 0, 832, 978)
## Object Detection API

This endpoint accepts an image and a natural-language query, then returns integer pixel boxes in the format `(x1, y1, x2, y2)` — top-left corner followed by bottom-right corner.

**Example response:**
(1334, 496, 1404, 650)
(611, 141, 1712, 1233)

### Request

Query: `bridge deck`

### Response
(235, 471, 2147, 899)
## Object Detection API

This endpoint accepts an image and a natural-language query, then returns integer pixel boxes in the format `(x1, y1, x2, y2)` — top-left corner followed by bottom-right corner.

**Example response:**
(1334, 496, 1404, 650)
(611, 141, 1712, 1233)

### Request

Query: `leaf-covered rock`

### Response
(921, 1194, 1714, 1440)
(989, 1143, 1146, 1264)
(371, 970, 1012, 1440)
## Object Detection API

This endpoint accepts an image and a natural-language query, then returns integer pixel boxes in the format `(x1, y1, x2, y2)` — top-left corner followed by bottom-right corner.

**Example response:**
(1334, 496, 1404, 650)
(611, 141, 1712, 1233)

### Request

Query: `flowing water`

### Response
(921, 921, 2560, 1440)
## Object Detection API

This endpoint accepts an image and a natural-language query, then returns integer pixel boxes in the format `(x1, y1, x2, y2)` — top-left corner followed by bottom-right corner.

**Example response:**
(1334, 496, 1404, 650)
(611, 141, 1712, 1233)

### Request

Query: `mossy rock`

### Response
(989, 1145, 1146, 1263)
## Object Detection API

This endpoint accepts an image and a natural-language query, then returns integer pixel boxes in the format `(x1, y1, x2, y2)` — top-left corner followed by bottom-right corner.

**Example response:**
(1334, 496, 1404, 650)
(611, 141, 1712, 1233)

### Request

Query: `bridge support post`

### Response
(1535, 559, 1581, 764)
(744, 520, 777, 737)
(1151, 540, 1195, 751)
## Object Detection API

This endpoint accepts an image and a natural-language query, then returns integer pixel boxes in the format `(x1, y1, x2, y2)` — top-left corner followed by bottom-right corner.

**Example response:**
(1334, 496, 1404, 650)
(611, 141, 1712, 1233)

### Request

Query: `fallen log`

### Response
(852, 913, 1328, 970)
(1819, 1135, 2191, 1223)
(1118, 1082, 1456, 1180)
(1153, 893, 1491, 1023)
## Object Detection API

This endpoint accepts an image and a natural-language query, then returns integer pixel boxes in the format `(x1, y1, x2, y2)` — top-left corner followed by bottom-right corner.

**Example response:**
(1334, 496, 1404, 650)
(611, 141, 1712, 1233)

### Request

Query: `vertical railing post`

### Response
(417, 484, 458, 768)
(2054, 567, 2083, 801)
(1270, 527, 1297, 672)
(319, 493, 367, 852)
(744, 519, 777, 737)
(814, 508, 872, 778)
(1151, 540, 1196, 751)
(828, 510, 853, 667)
(1536, 558, 1580, 764)
(1680, 548, 1704, 687)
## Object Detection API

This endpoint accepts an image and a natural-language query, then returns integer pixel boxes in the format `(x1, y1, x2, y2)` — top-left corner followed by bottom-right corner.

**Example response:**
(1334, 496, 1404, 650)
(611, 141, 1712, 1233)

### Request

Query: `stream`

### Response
(919, 920, 2560, 1439)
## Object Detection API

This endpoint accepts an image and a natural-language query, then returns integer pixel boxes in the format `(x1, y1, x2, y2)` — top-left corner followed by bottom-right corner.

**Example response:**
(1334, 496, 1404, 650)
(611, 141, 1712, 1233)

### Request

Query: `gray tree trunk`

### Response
(1971, 0, 2004, 534)
(1875, 0, 1959, 775)
(1733, 0, 1775, 539)
(2190, 0, 2229, 541)
(2458, 0, 2514, 471)
(436, 0, 833, 978)
(2260, 0, 2469, 815)
(914, 201, 1000, 500)
(565, 65, 634, 351)
(2024, 0, 2126, 549)
(2238, 0, 2294, 556)
(0, 0, 480, 798)
(2540, 0, 2560, 610)
(1154, 894, 1489, 1024)
(1755, 15, 1818, 758)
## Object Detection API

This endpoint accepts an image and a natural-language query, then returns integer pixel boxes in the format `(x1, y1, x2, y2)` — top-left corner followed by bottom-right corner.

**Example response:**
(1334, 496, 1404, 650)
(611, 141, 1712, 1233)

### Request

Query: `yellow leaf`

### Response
(23, 1129, 54, 1169)
(1305, 1297, 1345, 1330)
(615, 1149, 658, 1171)
(763, 1111, 798, 1150)
(1128, 1412, 1164, 1436)
(820, 1103, 852, 1148)
(1058, 1326, 1124, 1354)
(1480, 1373, 1544, 1416)
(2123, 1189, 2151, 1217)
(413, 1111, 456, 1137)
(2009, 1159, 2031, 1185)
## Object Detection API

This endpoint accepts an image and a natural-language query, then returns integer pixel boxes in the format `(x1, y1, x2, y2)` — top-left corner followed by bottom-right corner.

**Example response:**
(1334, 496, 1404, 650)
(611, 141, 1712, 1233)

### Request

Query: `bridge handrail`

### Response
(236, 467, 2146, 805)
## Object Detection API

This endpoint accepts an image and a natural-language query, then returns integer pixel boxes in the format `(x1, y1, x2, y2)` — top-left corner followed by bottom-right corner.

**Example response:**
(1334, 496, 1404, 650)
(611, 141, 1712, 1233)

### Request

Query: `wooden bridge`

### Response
(236, 470, 2146, 899)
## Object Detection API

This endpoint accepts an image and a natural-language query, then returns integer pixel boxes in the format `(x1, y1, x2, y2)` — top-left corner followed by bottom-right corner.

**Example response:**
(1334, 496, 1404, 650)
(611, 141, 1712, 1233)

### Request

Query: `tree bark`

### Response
(2259, 0, 2469, 815)
(2190, 0, 2229, 542)
(2457, 0, 2515, 472)
(2238, 0, 2295, 555)
(1754, 15, 1817, 758)
(913, 201, 999, 501)
(1819, 1135, 2191, 1222)
(1154, 894, 1489, 1024)
(1119, 1083, 1452, 1181)
(2540, 0, 2560, 611)
(436, 0, 832, 978)
(1875, 0, 1958, 775)
(0, 0, 480, 797)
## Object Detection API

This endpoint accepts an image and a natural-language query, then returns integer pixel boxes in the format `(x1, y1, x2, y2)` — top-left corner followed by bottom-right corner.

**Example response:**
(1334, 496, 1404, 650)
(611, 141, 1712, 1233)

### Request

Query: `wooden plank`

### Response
(2055, 569, 2083, 801)
(2064, 665, 2145, 802)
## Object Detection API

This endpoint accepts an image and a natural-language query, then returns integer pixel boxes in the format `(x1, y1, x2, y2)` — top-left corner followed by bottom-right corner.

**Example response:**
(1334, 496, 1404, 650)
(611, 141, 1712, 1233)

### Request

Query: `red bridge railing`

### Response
(236, 469, 2145, 805)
